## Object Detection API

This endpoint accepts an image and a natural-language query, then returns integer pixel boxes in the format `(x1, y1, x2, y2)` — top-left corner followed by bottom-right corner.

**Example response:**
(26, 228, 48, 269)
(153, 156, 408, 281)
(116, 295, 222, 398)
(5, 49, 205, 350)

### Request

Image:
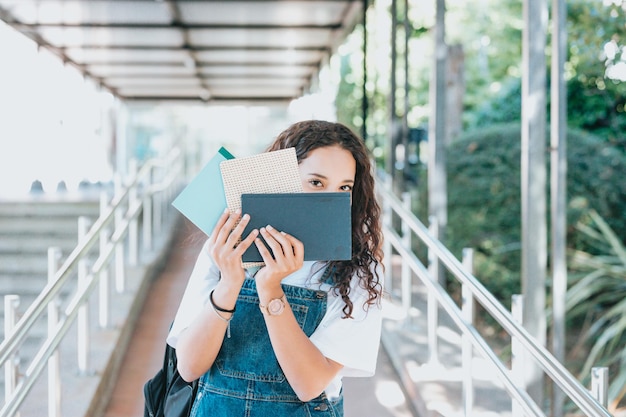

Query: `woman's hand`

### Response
(207, 209, 258, 286)
(254, 225, 304, 291)
(176, 210, 258, 382)
(253, 226, 342, 402)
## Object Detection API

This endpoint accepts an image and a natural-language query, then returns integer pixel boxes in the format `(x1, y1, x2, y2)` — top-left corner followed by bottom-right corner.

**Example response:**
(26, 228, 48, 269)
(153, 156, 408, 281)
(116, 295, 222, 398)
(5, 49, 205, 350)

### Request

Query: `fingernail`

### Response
(223, 208, 230, 214)
(242, 213, 249, 220)
(266, 224, 273, 230)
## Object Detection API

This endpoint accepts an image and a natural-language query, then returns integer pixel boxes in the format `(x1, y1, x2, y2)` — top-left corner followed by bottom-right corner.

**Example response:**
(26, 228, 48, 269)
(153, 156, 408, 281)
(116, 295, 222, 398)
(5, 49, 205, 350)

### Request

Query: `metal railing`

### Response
(0, 149, 183, 417)
(377, 180, 612, 417)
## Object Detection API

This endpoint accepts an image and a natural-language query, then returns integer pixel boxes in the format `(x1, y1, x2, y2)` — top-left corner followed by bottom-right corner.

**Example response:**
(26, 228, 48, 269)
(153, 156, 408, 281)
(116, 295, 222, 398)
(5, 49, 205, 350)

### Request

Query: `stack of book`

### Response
(172, 146, 351, 265)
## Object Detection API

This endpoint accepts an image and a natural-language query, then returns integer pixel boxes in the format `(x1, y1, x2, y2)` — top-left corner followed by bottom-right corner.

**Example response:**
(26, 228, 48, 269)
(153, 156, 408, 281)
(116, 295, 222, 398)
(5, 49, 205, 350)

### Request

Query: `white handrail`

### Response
(0, 148, 183, 417)
(377, 181, 612, 417)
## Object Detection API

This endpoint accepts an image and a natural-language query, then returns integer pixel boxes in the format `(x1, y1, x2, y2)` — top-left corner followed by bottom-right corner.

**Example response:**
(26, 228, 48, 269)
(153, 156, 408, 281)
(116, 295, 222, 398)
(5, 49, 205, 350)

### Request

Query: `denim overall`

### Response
(190, 274, 344, 417)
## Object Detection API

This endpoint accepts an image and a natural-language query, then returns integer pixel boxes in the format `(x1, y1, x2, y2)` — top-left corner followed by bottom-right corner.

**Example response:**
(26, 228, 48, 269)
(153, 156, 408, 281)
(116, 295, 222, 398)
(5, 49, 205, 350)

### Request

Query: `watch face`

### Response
(268, 298, 285, 315)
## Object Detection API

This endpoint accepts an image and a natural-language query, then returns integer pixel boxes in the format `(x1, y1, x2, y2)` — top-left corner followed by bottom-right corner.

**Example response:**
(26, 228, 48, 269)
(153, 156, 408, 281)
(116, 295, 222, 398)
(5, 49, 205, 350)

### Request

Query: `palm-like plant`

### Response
(566, 209, 626, 412)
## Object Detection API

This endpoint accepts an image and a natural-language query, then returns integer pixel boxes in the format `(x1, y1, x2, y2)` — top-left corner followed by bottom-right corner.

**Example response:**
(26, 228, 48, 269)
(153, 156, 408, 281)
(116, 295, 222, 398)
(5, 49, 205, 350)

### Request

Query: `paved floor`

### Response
(102, 223, 416, 417)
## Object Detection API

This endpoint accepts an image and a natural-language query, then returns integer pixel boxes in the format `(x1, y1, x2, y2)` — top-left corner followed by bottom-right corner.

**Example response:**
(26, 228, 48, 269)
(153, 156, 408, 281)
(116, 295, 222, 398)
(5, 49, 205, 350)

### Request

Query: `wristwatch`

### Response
(259, 295, 287, 316)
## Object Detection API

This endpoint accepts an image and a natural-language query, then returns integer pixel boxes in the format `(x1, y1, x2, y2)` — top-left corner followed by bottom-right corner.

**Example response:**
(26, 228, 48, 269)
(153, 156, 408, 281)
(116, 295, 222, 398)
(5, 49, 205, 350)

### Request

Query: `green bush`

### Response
(565, 210, 626, 411)
(443, 123, 626, 303)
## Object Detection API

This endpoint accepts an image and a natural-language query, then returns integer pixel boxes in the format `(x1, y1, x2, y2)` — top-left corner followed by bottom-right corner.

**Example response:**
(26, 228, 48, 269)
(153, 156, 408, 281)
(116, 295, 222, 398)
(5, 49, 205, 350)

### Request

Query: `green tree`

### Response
(443, 123, 626, 303)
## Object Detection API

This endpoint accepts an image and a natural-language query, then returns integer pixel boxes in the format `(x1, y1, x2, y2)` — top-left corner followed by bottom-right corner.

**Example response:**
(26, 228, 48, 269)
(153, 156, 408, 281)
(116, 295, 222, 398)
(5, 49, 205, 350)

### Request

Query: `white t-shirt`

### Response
(167, 240, 384, 399)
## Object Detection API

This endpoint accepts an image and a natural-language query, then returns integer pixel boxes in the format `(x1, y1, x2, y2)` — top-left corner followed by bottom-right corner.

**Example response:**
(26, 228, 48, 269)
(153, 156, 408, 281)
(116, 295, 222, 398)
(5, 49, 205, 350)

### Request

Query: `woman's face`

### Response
(298, 145, 356, 197)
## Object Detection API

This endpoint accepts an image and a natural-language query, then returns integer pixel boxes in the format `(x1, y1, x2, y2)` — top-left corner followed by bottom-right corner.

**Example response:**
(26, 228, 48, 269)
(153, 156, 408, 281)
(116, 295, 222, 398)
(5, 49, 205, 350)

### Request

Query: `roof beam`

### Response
(12, 22, 343, 30)
(62, 45, 330, 52)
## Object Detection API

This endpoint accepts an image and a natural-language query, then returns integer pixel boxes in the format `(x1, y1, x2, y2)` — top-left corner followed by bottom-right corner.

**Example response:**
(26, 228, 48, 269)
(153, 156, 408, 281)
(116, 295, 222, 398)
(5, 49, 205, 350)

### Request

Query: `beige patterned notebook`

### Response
(220, 147, 303, 267)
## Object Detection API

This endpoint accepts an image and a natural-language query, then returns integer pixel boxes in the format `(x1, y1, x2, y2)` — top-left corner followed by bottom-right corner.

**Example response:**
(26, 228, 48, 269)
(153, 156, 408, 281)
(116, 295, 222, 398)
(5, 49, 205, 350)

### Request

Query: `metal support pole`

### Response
(388, 0, 399, 191)
(428, 0, 448, 287)
(427, 215, 440, 364)
(522, 0, 548, 404)
(401, 192, 412, 315)
(98, 192, 110, 328)
(590, 367, 609, 408)
(47, 247, 62, 417)
(461, 248, 475, 416)
(550, 0, 567, 415)
(77, 217, 90, 375)
(4, 294, 20, 406)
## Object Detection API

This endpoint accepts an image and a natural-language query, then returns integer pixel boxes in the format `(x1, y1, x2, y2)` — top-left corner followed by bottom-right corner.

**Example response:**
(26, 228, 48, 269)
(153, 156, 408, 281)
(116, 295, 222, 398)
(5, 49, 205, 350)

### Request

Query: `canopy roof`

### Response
(0, 0, 362, 103)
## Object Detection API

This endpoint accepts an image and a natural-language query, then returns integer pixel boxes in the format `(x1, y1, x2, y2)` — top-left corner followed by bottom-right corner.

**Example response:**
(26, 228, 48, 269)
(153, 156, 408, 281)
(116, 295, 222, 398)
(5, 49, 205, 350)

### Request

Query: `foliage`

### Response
(465, 0, 626, 149)
(565, 210, 626, 411)
(466, 78, 522, 128)
(440, 123, 626, 304)
(566, 0, 626, 148)
(336, 0, 625, 169)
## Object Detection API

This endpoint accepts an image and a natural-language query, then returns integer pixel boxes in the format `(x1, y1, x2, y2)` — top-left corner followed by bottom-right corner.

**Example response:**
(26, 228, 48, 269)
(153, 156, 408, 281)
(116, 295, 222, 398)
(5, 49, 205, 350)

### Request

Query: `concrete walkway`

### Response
(381, 261, 513, 417)
(101, 221, 417, 417)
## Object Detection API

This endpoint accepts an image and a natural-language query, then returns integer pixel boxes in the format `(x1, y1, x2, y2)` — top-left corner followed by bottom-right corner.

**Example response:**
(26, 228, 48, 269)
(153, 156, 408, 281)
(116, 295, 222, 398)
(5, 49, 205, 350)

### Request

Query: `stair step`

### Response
(0, 216, 92, 234)
(0, 236, 77, 254)
(0, 200, 101, 217)
(0, 252, 99, 272)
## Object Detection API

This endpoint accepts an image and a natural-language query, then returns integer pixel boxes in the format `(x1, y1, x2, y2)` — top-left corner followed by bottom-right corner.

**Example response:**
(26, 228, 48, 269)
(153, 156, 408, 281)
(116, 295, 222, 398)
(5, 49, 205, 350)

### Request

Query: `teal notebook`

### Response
(172, 147, 235, 235)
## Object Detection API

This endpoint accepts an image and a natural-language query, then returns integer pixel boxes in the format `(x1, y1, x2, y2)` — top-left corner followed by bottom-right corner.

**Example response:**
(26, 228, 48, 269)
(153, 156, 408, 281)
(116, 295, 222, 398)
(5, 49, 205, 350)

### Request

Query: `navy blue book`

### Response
(241, 193, 352, 262)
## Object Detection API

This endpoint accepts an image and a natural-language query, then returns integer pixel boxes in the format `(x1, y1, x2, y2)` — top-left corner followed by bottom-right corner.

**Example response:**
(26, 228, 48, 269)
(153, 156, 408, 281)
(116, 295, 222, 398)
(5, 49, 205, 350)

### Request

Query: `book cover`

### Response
(172, 146, 235, 235)
(219, 147, 303, 213)
(241, 192, 352, 262)
(219, 147, 303, 267)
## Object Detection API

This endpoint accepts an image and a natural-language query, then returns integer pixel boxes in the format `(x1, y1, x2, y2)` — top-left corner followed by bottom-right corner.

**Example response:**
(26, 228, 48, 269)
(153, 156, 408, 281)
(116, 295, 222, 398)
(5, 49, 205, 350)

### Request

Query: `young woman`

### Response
(168, 120, 384, 416)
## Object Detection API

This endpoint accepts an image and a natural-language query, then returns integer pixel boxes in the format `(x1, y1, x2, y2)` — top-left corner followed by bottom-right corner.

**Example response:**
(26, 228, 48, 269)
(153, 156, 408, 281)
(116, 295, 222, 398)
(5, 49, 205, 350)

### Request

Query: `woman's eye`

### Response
(309, 179, 323, 187)
(340, 185, 353, 192)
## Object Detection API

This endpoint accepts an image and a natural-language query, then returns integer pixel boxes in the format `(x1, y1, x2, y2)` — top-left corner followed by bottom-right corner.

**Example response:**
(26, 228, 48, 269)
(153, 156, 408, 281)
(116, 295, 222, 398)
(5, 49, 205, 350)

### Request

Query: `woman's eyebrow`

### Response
(306, 173, 354, 184)
(306, 172, 328, 179)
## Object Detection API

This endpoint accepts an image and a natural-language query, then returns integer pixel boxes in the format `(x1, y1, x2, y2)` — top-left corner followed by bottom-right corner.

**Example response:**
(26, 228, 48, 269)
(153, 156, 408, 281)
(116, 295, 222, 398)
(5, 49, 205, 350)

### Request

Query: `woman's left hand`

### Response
(254, 225, 304, 289)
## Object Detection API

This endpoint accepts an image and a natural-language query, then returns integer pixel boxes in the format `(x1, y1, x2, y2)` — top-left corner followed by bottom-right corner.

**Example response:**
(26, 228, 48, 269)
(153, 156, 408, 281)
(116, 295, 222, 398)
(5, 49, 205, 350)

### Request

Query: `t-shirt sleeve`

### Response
(309, 266, 384, 377)
(167, 240, 220, 348)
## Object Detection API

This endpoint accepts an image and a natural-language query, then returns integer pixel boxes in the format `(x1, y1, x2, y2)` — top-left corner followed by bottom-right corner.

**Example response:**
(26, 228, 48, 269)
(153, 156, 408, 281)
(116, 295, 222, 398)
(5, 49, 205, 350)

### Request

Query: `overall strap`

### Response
(320, 264, 336, 285)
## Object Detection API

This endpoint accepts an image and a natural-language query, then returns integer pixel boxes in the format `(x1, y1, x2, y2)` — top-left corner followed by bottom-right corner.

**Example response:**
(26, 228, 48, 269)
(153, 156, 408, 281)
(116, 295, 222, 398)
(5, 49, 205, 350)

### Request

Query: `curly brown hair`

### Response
(266, 120, 384, 318)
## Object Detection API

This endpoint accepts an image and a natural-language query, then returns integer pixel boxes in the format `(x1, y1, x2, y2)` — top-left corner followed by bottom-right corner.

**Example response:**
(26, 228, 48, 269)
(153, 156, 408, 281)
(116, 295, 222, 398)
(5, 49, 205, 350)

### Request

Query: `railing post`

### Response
(143, 194, 153, 252)
(461, 248, 475, 417)
(143, 164, 154, 252)
(128, 159, 139, 266)
(99, 191, 110, 328)
(427, 215, 440, 364)
(401, 192, 412, 315)
(77, 217, 91, 375)
(153, 165, 163, 236)
(47, 247, 62, 417)
(114, 174, 126, 293)
(4, 294, 20, 408)
(590, 367, 609, 408)
(511, 294, 525, 417)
